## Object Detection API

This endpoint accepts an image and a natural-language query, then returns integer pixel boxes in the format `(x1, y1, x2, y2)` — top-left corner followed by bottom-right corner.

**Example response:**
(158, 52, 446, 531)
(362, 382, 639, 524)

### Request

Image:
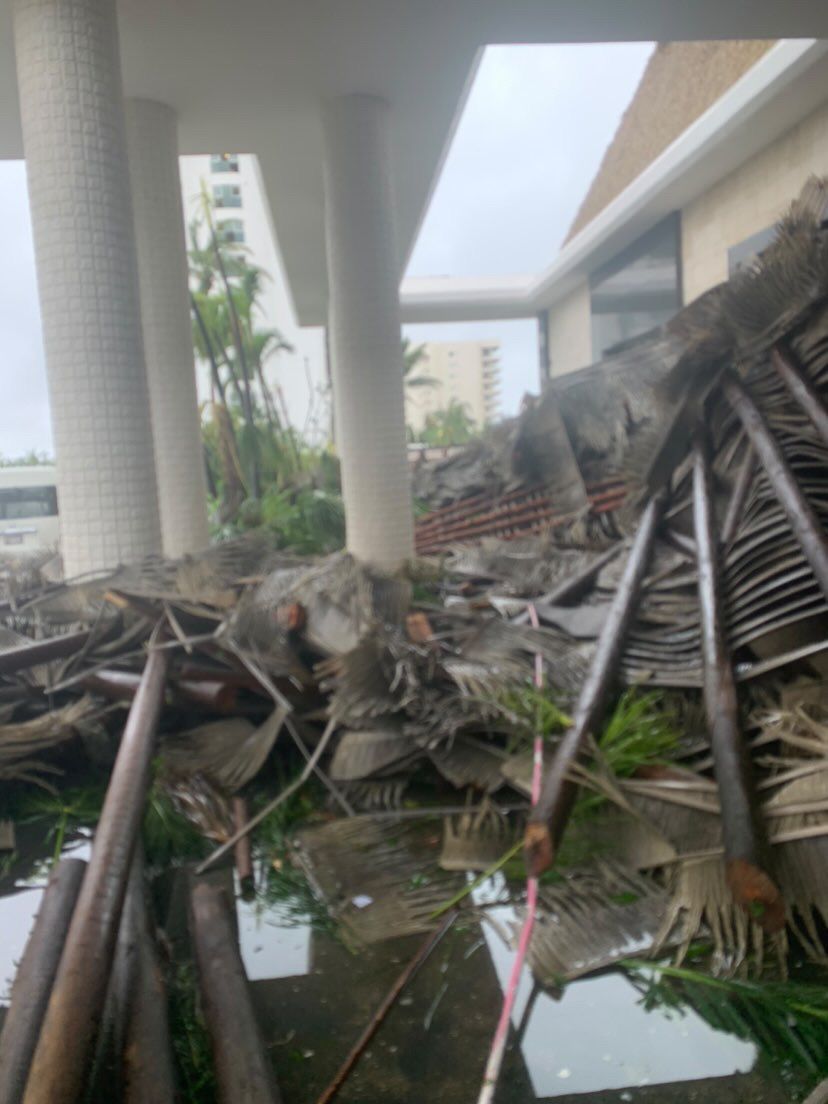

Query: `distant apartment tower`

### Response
(178, 153, 328, 437)
(406, 340, 501, 436)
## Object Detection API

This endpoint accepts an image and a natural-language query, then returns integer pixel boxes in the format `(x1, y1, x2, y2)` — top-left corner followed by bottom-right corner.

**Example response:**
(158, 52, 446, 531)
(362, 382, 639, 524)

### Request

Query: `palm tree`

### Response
(402, 338, 437, 391)
(420, 399, 477, 447)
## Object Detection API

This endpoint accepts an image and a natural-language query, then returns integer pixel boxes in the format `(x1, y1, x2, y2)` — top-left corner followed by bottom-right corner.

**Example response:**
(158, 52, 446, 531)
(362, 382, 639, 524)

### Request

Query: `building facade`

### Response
(544, 41, 828, 378)
(179, 153, 329, 440)
(405, 339, 500, 436)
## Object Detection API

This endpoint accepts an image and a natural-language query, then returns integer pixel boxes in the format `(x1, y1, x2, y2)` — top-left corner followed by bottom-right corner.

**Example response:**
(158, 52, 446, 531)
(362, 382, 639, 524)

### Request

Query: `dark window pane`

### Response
(589, 214, 681, 360)
(727, 225, 776, 275)
(0, 486, 58, 520)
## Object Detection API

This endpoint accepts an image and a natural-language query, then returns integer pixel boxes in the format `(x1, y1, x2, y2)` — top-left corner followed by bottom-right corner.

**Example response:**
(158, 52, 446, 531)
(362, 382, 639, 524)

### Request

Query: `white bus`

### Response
(0, 466, 60, 555)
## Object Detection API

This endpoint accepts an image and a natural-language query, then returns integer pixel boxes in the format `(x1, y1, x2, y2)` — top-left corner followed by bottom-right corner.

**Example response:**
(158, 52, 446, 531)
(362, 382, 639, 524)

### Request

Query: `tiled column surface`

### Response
(323, 94, 414, 569)
(125, 99, 210, 558)
(13, 0, 162, 576)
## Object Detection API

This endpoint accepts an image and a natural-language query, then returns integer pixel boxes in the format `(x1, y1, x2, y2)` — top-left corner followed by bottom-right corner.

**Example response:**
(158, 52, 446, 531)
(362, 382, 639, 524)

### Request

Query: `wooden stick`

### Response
(315, 913, 456, 1104)
(723, 371, 828, 600)
(0, 859, 86, 1104)
(772, 342, 828, 450)
(525, 492, 664, 876)
(693, 434, 784, 933)
(22, 644, 170, 1104)
(191, 883, 281, 1104)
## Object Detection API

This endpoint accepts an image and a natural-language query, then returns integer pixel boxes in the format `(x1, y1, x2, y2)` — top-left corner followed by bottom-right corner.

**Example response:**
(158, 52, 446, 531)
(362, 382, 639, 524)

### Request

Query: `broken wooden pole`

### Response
(525, 492, 664, 876)
(723, 372, 828, 600)
(693, 435, 784, 932)
(232, 796, 255, 895)
(0, 629, 91, 676)
(0, 858, 86, 1104)
(772, 343, 828, 450)
(190, 882, 281, 1104)
(112, 851, 176, 1103)
(22, 644, 170, 1104)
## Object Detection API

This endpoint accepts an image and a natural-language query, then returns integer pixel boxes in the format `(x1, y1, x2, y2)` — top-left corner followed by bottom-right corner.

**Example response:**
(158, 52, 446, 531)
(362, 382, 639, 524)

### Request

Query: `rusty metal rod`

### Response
(0, 630, 91, 676)
(22, 644, 170, 1104)
(723, 372, 828, 600)
(772, 343, 828, 450)
(112, 851, 176, 1103)
(721, 442, 755, 547)
(191, 882, 281, 1104)
(693, 436, 784, 933)
(525, 493, 664, 876)
(0, 858, 86, 1104)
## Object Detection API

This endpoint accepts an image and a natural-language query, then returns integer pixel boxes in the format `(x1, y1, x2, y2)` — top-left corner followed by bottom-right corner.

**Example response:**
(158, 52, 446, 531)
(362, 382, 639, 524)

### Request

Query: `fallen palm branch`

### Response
(693, 434, 783, 931)
(526, 492, 665, 875)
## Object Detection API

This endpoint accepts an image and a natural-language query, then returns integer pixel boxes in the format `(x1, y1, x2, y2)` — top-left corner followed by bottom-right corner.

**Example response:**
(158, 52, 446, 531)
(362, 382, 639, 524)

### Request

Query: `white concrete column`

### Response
(13, 0, 162, 576)
(322, 95, 414, 569)
(125, 99, 210, 558)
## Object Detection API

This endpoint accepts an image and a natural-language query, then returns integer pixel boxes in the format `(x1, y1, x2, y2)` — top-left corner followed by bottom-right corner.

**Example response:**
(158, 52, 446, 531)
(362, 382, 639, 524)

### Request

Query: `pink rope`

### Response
(477, 603, 544, 1104)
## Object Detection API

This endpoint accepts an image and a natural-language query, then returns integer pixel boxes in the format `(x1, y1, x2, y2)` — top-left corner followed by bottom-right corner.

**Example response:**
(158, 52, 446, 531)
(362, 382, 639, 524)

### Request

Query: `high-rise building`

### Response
(179, 153, 329, 440)
(405, 339, 500, 436)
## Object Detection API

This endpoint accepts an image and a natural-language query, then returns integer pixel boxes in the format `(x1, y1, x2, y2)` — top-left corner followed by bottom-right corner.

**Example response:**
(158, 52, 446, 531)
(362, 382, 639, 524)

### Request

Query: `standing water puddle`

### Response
(0, 833, 803, 1101)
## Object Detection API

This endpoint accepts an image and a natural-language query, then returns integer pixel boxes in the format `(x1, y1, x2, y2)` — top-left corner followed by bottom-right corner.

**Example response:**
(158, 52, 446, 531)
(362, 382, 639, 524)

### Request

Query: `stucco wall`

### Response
(546, 282, 593, 378)
(682, 99, 828, 301)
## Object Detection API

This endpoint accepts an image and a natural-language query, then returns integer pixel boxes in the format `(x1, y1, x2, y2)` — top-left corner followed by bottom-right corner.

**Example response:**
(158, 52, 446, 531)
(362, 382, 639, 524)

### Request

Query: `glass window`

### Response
(589, 214, 682, 360)
(728, 225, 776, 275)
(216, 218, 245, 244)
(0, 486, 58, 520)
(210, 153, 240, 173)
(213, 183, 242, 208)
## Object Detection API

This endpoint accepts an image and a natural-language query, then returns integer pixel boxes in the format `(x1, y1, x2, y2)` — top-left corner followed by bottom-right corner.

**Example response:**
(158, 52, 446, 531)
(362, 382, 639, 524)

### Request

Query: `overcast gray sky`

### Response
(403, 41, 653, 418)
(0, 42, 652, 458)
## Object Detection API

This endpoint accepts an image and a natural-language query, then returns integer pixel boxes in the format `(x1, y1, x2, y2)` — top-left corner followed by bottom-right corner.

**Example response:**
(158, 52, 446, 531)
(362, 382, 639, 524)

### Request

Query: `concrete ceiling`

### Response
(2, 2, 828, 325)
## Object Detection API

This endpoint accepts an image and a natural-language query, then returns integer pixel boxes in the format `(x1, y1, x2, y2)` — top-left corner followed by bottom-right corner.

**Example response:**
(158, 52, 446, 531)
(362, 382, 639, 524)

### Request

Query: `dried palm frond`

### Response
(293, 815, 463, 945)
(766, 771, 828, 960)
(0, 696, 95, 767)
(429, 736, 506, 792)
(161, 707, 286, 793)
(653, 856, 785, 976)
(525, 861, 671, 984)
(163, 772, 234, 842)
(339, 778, 409, 812)
(439, 804, 519, 871)
(329, 723, 419, 782)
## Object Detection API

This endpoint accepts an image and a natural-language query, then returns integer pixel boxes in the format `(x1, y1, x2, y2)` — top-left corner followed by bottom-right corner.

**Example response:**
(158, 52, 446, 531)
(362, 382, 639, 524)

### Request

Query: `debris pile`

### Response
(2, 179, 828, 1101)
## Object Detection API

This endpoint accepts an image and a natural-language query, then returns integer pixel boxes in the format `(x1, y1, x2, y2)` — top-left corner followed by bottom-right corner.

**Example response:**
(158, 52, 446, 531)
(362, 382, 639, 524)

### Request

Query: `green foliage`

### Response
(624, 961, 828, 1096)
(412, 399, 478, 447)
(167, 964, 217, 1103)
(142, 782, 208, 869)
(0, 450, 53, 467)
(259, 485, 345, 554)
(498, 684, 572, 754)
(18, 783, 105, 864)
(598, 688, 679, 777)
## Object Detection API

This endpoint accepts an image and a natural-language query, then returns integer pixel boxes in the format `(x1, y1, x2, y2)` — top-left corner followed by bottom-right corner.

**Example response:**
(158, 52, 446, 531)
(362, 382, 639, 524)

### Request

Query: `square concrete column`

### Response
(323, 95, 414, 570)
(125, 99, 210, 558)
(13, 0, 162, 576)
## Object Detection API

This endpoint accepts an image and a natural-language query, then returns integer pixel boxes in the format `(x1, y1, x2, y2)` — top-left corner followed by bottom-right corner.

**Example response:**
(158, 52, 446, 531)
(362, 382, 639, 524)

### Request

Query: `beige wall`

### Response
(405, 339, 500, 435)
(546, 281, 593, 378)
(682, 99, 828, 301)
